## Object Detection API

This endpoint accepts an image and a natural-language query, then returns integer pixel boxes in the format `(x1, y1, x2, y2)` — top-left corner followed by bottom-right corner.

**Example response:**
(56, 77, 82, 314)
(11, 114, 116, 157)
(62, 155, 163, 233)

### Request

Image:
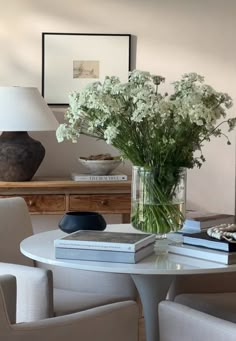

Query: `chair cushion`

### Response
(53, 288, 129, 316)
(175, 292, 236, 323)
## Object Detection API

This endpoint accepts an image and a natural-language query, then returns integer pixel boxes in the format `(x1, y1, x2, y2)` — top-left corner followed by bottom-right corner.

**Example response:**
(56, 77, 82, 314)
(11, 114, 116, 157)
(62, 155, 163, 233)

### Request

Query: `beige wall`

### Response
(0, 0, 235, 215)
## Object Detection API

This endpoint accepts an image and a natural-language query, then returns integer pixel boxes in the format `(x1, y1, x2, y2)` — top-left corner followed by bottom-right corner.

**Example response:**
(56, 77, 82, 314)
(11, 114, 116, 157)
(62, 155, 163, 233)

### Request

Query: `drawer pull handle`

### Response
(100, 200, 108, 206)
(28, 200, 35, 206)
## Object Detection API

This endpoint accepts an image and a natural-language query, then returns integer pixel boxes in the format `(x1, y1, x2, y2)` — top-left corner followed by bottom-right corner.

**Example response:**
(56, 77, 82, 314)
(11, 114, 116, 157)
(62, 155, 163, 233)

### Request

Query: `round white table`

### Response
(20, 224, 236, 341)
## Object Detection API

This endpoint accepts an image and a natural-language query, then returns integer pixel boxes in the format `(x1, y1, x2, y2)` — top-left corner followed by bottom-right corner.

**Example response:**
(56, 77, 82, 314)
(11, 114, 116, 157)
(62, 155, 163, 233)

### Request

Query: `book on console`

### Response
(55, 243, 155, 264)
(168, 243, 236, 265)
(183, 230, 236, 252)
(183, 211, 235, 230)
(54, 230, 156, 252)
(71, 173, 128, 181)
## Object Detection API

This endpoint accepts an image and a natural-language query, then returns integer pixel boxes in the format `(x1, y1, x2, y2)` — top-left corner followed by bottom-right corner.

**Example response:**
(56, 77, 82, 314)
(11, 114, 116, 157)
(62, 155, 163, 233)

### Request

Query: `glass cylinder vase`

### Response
(131, 166, 186, 234)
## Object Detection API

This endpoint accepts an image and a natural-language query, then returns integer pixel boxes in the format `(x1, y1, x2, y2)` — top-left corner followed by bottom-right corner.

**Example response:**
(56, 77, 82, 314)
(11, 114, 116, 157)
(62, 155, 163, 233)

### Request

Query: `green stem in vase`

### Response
(131, 166, 185, 234)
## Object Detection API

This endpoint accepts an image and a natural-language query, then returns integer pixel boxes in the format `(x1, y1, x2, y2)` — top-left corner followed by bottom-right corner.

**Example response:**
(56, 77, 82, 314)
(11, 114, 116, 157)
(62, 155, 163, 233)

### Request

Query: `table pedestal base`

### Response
(132, 274, 175, 341)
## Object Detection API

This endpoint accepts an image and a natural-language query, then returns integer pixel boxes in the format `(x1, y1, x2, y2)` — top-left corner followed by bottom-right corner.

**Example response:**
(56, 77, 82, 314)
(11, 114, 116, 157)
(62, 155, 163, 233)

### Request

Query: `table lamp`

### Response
(0, 86, 59, 181)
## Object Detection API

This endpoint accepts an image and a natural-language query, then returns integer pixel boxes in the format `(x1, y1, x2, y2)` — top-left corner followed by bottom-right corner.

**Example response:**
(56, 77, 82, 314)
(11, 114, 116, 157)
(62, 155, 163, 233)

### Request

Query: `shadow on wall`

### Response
(31, 133, 133, 178)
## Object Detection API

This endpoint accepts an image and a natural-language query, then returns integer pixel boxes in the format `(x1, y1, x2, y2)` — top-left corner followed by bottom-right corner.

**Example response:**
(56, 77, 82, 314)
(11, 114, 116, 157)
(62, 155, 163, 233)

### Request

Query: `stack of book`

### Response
(180, 211, 235, 234)
(168, 229, 236, 264)
(54, 230, 156, 264)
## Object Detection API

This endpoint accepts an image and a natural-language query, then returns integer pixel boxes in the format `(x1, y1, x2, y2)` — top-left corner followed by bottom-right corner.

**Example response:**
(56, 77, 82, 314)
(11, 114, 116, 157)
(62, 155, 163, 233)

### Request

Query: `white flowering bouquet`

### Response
(57, 70, 236, 233)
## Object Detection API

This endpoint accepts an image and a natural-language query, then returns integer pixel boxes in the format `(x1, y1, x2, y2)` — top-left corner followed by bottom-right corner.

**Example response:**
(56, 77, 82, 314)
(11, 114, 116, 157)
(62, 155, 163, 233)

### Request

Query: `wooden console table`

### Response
(0, 178, 131, 223)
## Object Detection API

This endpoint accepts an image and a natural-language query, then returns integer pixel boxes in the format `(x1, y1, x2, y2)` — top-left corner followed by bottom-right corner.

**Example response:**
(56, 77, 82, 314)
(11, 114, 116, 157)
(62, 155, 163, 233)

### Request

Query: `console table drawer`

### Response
(21, 195, 66, 213)
(69, 194, 131, 214)
(0, 179, 131, 221)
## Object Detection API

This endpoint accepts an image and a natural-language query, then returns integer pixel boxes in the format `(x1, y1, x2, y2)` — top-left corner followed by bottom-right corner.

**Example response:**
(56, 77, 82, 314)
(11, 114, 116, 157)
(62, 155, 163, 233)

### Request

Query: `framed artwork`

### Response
(42, 32, 131, 105)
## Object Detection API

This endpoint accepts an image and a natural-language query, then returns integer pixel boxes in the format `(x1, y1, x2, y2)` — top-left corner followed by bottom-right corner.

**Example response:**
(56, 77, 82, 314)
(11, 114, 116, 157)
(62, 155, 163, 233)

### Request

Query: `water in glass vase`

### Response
(131, 166, 186, 235)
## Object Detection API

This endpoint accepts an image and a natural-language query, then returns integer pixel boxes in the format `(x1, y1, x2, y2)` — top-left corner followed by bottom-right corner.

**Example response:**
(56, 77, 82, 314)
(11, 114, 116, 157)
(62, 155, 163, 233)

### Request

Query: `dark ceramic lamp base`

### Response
(0, 132, 45, 181)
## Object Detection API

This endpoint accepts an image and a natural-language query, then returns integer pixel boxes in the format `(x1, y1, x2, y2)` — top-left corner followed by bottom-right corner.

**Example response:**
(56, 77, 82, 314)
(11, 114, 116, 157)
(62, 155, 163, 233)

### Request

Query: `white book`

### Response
(183, 211, 235, 230)
(177, 226, 202, 234)
(168, 243, 236, 265)
(71, 173, 128, 181)
(54, 230, 156, 252)
(55, 243, 155, 264)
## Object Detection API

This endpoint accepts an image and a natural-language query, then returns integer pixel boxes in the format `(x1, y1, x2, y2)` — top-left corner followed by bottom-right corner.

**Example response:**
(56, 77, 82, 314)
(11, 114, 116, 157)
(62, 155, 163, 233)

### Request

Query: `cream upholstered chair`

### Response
(0, 197, 138, 320)
(159, 300, 236, 341)
(167, 272, 236, 322)
(0, 262, 53, 322)
(0, 197, 54, 322)
(0, 274, 138, 341)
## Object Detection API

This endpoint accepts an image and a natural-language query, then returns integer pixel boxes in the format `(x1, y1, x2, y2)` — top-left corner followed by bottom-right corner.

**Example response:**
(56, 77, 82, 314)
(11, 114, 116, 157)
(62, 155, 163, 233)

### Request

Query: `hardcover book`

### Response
(168, 243, 236, 265)
(54, 230, 156, 252)
(183, 230, 236, 252)
(55, 243, 155, 264)
(183, 211, 235, 230)
(71, 173, 128, 181)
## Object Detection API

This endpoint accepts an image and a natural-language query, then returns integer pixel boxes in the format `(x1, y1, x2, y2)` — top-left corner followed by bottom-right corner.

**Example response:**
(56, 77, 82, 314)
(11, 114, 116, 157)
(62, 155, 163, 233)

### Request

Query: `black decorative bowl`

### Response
(58, 211, 107, 234)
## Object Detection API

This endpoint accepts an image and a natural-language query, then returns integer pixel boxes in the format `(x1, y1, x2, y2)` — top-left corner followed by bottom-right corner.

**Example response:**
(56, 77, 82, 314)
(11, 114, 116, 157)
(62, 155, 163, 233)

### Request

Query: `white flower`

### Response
(56, 69, 235, 169)
(56, 124, 80, 143)
(104, 126, 119, 144)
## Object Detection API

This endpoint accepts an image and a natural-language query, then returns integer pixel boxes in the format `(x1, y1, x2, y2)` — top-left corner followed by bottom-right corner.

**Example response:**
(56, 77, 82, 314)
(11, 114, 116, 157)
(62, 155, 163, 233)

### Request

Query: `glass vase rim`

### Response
(132, 165, 187, 173)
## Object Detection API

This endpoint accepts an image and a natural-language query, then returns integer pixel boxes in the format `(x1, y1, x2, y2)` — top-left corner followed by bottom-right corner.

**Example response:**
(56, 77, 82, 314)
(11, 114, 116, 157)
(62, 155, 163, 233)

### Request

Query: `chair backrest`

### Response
(168, 272, 236, 300)
(0, 197, 34, 266)
(159, 300, 236, 341)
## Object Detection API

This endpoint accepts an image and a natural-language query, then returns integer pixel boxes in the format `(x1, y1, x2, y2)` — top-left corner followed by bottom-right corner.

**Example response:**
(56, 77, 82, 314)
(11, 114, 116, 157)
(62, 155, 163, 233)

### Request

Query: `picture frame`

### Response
(42, 32, 131, 105)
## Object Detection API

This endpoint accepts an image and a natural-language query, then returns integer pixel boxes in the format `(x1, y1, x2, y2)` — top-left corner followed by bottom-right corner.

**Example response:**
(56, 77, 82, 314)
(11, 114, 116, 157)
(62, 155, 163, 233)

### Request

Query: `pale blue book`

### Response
(183, 211, 235, 230)
(55, 243, 155, 264)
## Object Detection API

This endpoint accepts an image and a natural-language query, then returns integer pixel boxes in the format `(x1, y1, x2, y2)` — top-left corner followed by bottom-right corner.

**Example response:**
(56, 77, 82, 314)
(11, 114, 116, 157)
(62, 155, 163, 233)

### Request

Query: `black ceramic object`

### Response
(58, 211, 107, 234)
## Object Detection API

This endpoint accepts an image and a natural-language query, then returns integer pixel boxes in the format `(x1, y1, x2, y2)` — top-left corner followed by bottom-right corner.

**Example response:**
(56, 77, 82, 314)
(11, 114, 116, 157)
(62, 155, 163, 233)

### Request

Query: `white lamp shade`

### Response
(0, 87, 59, 131)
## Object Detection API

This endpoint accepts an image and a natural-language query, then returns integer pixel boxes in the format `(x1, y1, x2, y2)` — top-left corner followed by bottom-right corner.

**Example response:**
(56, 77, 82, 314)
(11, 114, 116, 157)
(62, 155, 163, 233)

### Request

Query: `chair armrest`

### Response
(159, 301, 236, 341)
(0, 262, 53, 322)
(12, 301, 139, 341)
(0, 274, 16, 324)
